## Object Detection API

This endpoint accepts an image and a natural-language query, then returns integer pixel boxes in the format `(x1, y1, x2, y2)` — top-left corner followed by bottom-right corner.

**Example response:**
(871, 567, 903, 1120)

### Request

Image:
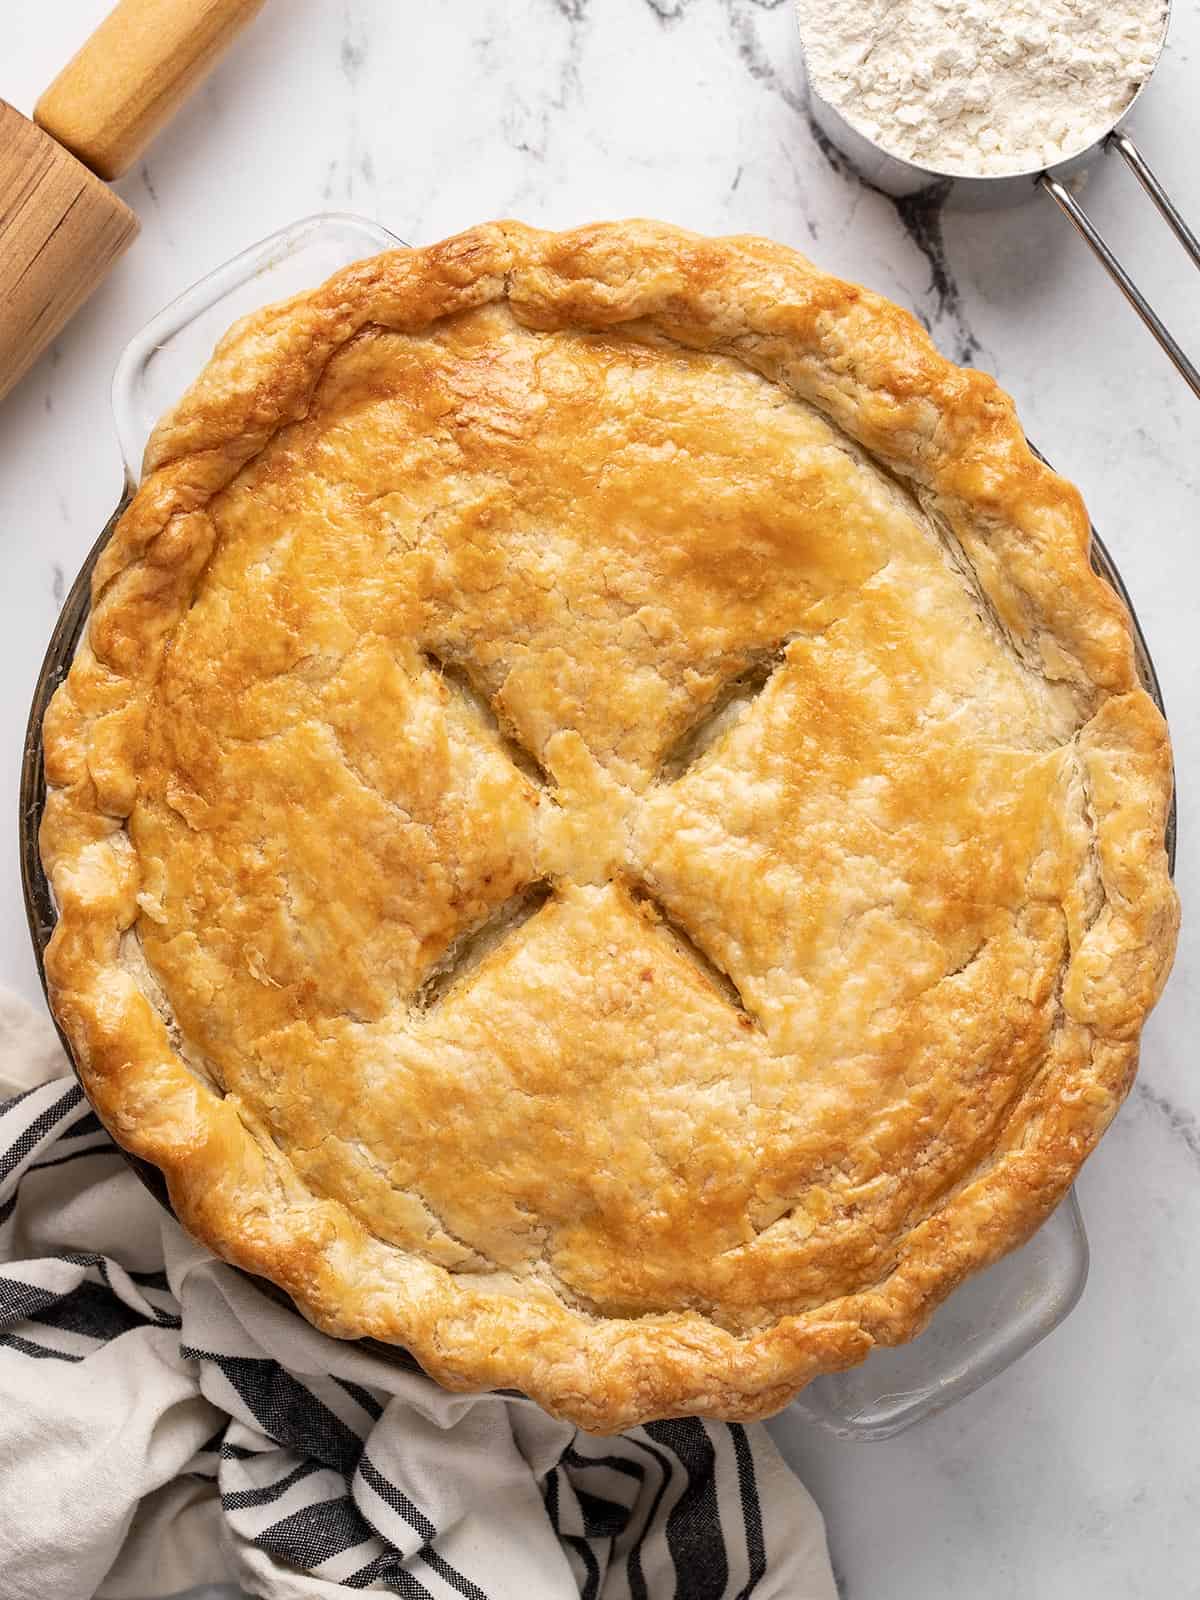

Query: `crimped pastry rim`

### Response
(38, 221, 1178, 1431)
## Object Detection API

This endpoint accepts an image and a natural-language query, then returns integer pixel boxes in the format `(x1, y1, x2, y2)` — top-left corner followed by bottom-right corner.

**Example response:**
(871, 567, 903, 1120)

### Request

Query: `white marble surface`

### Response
(4, 2, 1199, 1595)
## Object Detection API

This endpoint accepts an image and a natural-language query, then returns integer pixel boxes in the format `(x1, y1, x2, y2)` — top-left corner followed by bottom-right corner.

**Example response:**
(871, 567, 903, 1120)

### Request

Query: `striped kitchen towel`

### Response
(0, 991, 836, 1600)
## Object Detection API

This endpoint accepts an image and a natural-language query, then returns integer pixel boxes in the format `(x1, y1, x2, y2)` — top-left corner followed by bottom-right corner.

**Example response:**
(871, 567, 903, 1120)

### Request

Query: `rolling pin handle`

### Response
(34, 0, 268, 182)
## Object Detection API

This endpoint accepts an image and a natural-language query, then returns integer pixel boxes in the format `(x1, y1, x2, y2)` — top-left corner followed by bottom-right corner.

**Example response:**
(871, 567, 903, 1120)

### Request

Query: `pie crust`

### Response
(40, 221, 1178, 1431)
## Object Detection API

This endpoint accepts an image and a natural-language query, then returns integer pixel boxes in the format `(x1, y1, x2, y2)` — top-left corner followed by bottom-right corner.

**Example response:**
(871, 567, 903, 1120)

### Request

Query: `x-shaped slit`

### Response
(417, 641, 795, 1029)
(416, 881, 553, 1010)
(423, 650, 554, 792)
(625, 882, 759, 1030)
(657, 644, 789, 782)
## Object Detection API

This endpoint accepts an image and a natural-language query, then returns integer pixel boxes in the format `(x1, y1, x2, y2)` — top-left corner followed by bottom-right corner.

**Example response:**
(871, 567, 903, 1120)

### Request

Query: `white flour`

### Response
(795, 0, 1168, 177)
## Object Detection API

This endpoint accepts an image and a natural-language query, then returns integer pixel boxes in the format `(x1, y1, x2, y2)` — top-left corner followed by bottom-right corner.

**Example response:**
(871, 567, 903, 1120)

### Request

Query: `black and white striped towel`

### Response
(0, 990, 836, 1600)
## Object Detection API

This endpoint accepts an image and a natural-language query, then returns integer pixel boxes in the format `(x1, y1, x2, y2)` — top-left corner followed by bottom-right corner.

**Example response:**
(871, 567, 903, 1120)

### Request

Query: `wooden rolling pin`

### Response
(0, 0, 267, 406)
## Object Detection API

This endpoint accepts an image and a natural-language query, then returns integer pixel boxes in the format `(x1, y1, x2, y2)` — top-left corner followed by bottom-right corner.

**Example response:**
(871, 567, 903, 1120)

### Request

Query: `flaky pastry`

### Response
(40, 221, 1178, 1431)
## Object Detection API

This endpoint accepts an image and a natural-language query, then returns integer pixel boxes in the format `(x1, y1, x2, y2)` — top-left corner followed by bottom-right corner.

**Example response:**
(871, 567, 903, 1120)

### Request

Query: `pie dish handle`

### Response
(782, 1188, 1090, 1441)
(110, 211, 405, 483)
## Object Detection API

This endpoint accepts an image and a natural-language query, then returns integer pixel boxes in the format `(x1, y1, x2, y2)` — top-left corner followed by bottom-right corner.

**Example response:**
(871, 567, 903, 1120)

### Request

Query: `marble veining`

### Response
(730, 5, 986, 361)
(2, 2, 1198, 1596)
(890, 187, 983, 364)
(1135, 1082, 1200, 1172)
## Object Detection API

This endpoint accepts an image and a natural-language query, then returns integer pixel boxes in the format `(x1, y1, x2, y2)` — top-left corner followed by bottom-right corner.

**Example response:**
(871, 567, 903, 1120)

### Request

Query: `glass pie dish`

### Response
(18, 214, 1176, 1440)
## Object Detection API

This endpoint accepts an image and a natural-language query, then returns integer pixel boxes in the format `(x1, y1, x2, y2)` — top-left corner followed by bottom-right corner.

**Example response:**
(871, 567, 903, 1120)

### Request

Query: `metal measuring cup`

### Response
(798, 1, 1200, 396)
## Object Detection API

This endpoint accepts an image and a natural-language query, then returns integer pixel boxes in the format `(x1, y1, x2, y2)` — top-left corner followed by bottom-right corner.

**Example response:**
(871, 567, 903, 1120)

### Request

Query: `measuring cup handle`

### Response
(1108, 132, 1200, 269)
(1041, 135, 1200, 399)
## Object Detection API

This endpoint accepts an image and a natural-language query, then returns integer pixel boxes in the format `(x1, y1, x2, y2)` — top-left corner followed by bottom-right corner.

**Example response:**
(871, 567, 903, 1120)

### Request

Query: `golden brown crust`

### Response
(40, 221, 1178, 1432)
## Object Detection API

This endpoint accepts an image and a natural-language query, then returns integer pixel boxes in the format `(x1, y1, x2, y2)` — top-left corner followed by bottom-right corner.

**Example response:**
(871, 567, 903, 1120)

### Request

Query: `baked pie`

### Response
(40, 221, 1178, 1431)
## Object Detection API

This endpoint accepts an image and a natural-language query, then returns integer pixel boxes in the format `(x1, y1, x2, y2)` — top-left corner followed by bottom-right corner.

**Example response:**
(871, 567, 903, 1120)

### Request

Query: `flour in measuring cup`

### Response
(795, 0, 1168, 177)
